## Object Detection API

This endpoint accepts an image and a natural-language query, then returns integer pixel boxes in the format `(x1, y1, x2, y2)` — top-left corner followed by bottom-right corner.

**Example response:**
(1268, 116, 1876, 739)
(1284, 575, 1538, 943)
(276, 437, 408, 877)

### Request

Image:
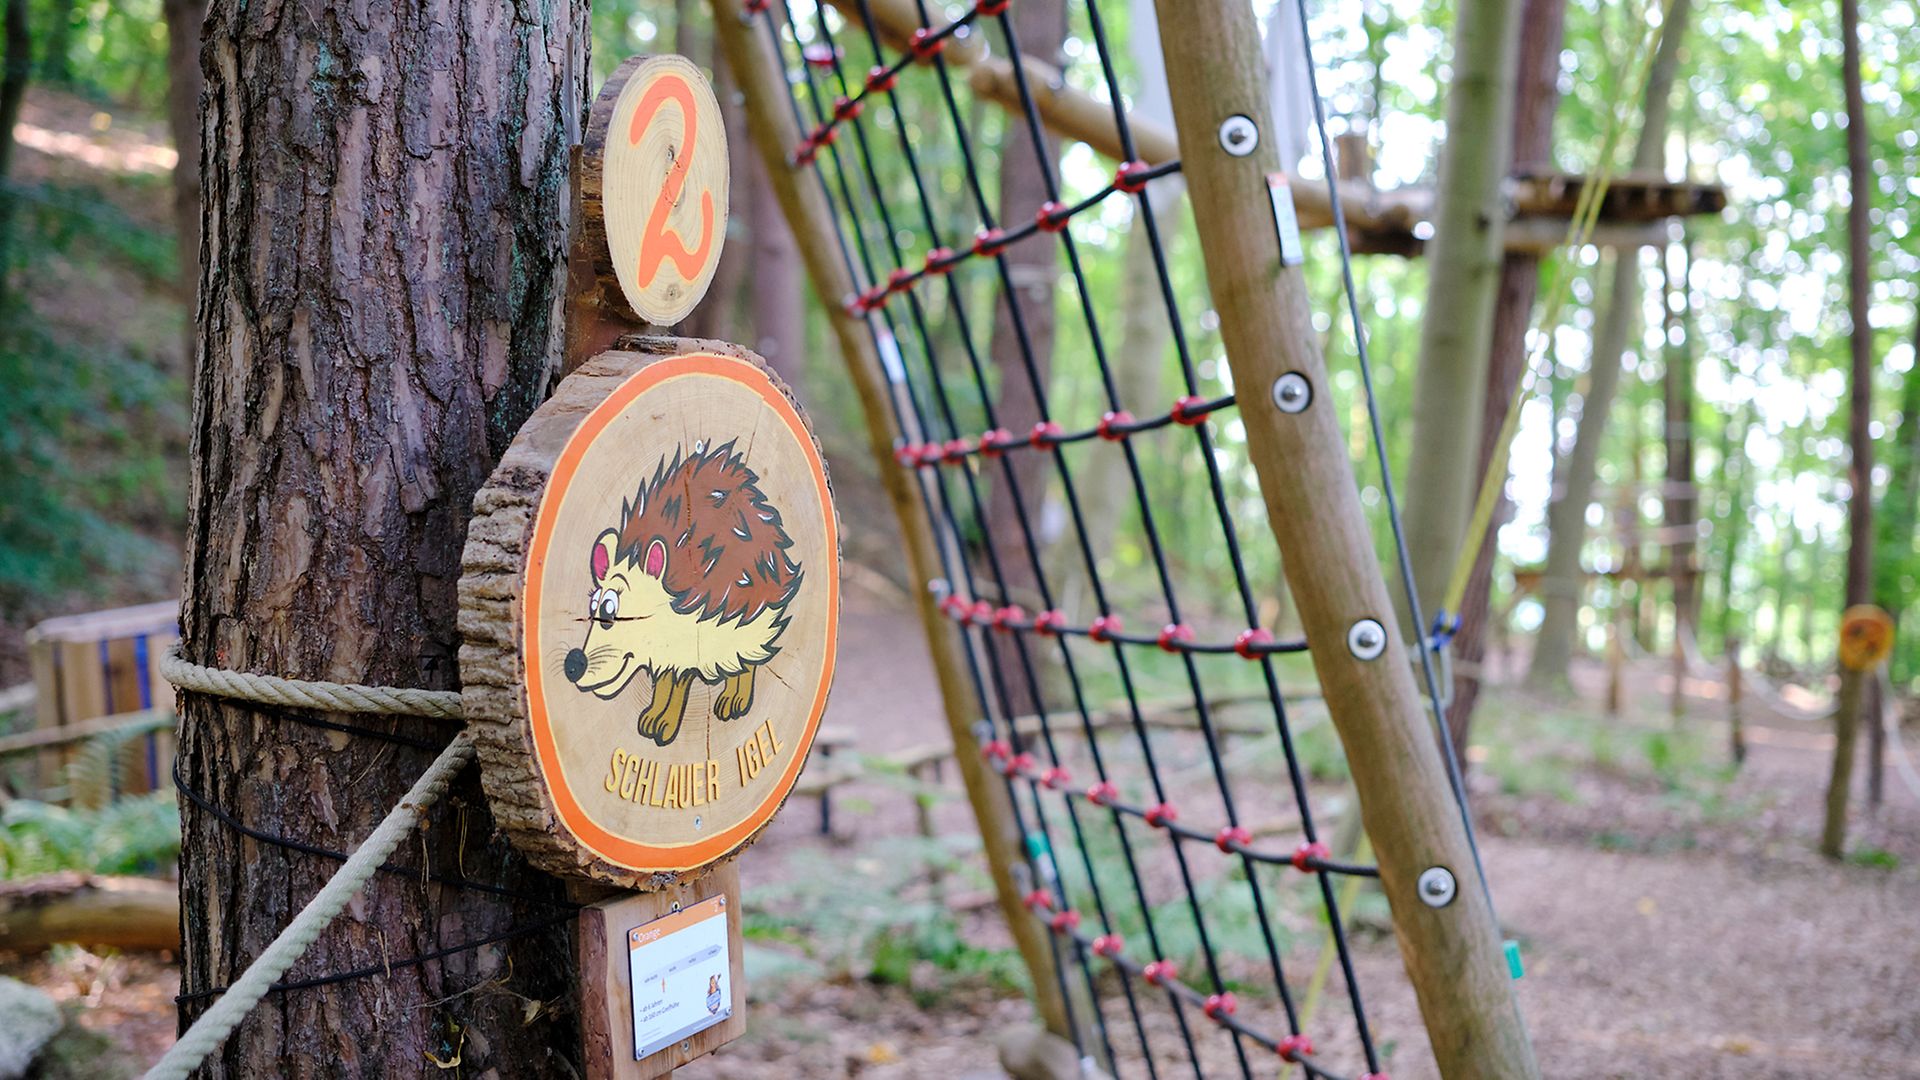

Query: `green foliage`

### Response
(0, 791, 181, 878)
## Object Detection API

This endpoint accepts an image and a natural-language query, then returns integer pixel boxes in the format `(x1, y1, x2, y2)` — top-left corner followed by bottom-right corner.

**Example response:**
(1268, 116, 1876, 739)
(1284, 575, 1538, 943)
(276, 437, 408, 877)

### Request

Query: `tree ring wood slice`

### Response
(581, 54, 731, 327)
(460, 338, 838, 887)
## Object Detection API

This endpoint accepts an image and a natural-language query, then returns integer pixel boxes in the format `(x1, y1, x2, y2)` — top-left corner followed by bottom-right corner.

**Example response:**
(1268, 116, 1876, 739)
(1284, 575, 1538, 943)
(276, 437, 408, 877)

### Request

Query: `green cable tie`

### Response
(1504, 938, 1524, 980)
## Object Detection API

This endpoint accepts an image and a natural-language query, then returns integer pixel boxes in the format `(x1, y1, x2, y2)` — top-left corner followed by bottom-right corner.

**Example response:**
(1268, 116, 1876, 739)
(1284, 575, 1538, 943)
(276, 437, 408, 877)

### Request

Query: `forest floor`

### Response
(10, 584, 1916, 1079)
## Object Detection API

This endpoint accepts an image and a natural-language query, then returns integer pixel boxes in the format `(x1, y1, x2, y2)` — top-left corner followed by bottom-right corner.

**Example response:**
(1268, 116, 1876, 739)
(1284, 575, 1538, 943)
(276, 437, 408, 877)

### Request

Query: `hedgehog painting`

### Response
(563, 440, 803, 748)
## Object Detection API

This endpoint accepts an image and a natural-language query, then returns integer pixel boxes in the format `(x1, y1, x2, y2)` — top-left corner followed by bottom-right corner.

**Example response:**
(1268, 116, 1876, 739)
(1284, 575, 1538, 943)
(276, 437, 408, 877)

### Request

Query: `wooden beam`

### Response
(711, 0, 1072, 1042)
(1151, 1, 1539, 1076)
(0, 708, 170, 757)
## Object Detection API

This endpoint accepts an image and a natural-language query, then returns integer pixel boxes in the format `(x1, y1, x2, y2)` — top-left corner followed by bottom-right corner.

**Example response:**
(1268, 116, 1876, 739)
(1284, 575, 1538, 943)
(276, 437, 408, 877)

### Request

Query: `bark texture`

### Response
(177, 2, 586, 1073)
(1527, 0, 1691, 686)
(163, 0, 205, 371)
(984, 0, 1067, 715)
(1444, 0, 1568, 749)
(1398, 0, 1522, 618)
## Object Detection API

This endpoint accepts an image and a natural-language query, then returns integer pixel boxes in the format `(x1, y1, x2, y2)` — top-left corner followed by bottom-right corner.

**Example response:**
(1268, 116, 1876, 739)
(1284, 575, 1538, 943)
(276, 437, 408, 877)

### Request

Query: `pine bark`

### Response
(1823, 0, 1874, 857)
(176, 2, 586, 1072)
(162, 0, 205, 375)
(1527, 0, 1691, 687)
(1398, 0, 1522, 619)
(1444, 0, 1567, 749)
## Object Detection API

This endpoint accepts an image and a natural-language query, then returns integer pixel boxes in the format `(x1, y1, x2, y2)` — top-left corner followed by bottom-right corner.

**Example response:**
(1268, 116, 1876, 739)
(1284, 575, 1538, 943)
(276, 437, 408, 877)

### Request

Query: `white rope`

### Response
(144, 733, 476, 1080)
(160, 645, 464, 719)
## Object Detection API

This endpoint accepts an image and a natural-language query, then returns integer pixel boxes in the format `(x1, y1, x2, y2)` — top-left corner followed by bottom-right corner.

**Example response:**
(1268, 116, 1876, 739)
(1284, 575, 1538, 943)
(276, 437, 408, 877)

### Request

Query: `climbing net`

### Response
(738, 1, 1476, 1076)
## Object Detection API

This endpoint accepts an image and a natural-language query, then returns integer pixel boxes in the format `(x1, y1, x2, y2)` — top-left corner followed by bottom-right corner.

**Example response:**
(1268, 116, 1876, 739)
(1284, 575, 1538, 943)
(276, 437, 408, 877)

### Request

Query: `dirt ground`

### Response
(12, 587, 1917, 1079)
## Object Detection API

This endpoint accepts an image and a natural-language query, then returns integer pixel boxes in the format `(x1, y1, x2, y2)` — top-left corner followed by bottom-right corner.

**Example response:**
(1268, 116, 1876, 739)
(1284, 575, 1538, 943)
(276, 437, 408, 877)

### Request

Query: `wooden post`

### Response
(708, 0, 1071, 1040)
(1606, 607, 1624, 718)
(1670, 634, 1687, 723)
(1151, 2, 1539, 1076)
(1726, 637, 1745, 767)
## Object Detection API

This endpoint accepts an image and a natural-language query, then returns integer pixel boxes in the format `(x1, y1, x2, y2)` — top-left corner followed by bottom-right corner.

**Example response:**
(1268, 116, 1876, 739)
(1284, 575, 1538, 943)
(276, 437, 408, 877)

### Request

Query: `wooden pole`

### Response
(1152, 2, 1538, 1075)
(1727, 637, 1746, 767)
(709, 1, 1071, 1041)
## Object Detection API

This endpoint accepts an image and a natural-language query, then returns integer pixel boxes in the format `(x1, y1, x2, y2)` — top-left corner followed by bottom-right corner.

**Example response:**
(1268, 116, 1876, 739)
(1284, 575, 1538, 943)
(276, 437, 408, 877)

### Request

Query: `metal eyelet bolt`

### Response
(1347, 618, 1387, 660)
(1271, 372, 1311, 413)
(1218, 114, 1258, 157)
(1418, 866, 1457, 908)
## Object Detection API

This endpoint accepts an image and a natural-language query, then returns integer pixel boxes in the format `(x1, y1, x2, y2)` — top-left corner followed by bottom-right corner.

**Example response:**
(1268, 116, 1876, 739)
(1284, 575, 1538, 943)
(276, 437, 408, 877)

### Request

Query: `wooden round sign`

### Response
(582, 55, 730, 327)
(460, 339, 838, 886)
(1839, 604, 1895, 672)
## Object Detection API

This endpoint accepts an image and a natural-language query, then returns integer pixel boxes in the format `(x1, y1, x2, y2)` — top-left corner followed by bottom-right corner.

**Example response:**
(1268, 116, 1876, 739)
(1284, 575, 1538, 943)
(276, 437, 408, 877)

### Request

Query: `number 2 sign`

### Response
(583, 55, 730, 327)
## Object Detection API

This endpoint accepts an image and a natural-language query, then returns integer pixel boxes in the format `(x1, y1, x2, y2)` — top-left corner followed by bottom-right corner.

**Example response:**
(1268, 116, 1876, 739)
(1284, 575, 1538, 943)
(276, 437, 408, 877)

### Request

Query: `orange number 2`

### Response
(629, 74, 716, 289)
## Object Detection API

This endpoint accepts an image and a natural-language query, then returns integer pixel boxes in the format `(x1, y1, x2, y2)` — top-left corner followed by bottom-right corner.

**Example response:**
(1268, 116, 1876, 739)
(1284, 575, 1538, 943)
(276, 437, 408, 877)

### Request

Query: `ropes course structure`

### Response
(719, 0, 1536, 1075)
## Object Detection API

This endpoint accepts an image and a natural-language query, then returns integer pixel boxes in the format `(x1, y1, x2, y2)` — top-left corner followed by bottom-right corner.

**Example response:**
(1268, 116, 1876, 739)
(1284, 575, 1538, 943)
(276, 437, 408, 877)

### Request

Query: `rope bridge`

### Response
(725, 0, 1522, 1076)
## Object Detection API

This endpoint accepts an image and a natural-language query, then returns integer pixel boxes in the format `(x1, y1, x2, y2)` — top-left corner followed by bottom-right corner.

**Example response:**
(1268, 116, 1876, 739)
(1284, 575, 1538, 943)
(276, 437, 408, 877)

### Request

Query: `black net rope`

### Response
(743, 2, 1405, 1077)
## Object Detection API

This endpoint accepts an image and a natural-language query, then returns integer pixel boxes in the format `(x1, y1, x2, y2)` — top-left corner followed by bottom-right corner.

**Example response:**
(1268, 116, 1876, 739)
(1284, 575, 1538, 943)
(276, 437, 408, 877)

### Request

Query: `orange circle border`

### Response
(520, 353, 838, 873)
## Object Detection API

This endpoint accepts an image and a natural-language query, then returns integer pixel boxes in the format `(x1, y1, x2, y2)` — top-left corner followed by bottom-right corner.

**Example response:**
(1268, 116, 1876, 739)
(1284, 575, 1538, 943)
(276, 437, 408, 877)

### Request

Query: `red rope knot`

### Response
(1005, 751, 1036, 778)
(809, 122, 839, 149)
(1202, 992, 1238, 1021)
(1170, 394, 1213, 426)
(794, 137, 819, 167)
(916, 442, 947, 468)
(1091, 933, 1124, 958)
(979, 428, 1015, 456)
(1214, 825, 1252, 853)
(892, 442, 919, 467)
(1088, 614, 1123, 642)
(856, 282, 890, 315)
(1142, 959, 1179, 986)
(832, 95, 863, 122)
(1143, 802, 1177, 828)
(1096, 410, 1135, 440)
(1022, 888, 1053, 912)
(975, 0, 1011, 14)
(992, 604, 1027, 632)
(1291, 840, 1330, 873)
(1028, 420, 1063, 447)
(1114, 159, 1153, 194)
(1033, 609, 1068, 636)
(886, 267, 917, 296)
(980, 738, 1011, 763)
(1277, 1034, 1315, 1063)
(942, 437, 974, 462)
(1035, 200, 1070, 233)
(743, 0, 770, 13)
(1085, 780, 1119, 807)
(969, 599, 996, 626)
(909, 26, 946, 59)
(923, 247, 957, 276)
(802, 43, 841, 68)
(1040, 765, 1071, 790)
(972, 226, 1010, 258)
(1047, 909, 1080, 933)
(1156, 623, 1194, 653)
(1234, 627, 1276, 659)
(865, 66, 898, 94)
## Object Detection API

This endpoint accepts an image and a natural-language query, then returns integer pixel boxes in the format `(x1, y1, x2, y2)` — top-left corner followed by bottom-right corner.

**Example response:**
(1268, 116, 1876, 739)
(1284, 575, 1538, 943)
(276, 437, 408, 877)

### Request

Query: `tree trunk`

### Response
(162, 0, 205, 377)
(1444, 0, 1568, 750)
(177, 3, 586, 1073)
(0, 0, 28, 293)
(746, 125, 804, 387)
(984, 0, 1066, 715)
(1823, 0, 1874, 857)
(1398, 0, 1522, 620)
(1872, 316, 1920, 684)
(36, 0, 69, 83)
(1662, 235, 1697, 640)
(1527, 0, 1691, 688)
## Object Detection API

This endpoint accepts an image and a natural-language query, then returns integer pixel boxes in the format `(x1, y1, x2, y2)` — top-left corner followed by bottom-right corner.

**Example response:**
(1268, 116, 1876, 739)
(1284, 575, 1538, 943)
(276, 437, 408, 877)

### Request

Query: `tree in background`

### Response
(162, 0, 203, 372)
(1445, 0, 1569, 749)
(175, 2, 584, 1070)
(1821, 0, 1874, 859)
(1528, 0, 1693, 689)
(1398, 0, 1522, 622)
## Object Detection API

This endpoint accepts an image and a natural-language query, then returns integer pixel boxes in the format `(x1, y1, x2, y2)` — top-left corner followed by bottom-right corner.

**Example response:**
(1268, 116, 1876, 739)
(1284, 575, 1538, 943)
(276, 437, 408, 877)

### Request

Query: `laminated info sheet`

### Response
(627, 895, 733, 1060)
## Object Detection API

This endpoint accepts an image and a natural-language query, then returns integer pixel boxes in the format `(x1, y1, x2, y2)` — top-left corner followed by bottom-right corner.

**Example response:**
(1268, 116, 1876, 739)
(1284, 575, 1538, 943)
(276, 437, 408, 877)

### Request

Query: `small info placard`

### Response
(627, 895, 733, 1060)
